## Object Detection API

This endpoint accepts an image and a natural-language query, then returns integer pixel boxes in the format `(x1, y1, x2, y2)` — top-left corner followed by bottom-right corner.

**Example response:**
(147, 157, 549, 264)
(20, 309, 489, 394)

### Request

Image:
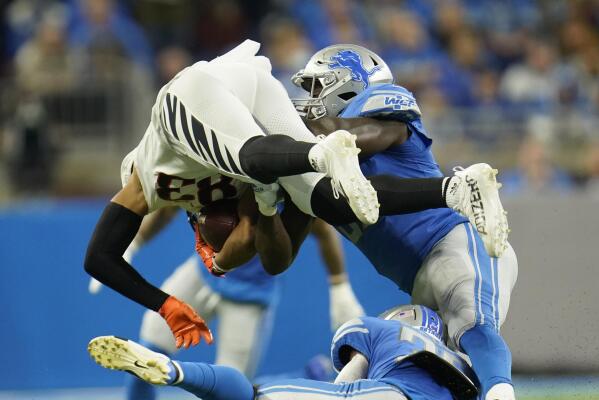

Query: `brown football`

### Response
(198, 200, 239, 252)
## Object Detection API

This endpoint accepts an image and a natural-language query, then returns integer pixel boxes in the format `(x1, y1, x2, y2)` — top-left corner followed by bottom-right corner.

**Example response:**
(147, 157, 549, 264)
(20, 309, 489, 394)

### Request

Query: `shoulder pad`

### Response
(344, 85, 421, 122)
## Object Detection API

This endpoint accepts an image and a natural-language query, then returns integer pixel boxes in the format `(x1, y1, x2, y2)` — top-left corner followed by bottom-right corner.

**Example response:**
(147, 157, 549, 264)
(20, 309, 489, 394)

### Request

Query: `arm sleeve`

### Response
(84, 202, 169, 311)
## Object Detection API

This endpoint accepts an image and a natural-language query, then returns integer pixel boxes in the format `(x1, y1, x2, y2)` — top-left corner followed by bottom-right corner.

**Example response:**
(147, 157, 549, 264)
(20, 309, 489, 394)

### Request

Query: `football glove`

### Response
(252, 182, 283, 216)
(192, 219, 226, 277)
(330, 280, 365, 331)
(158, 295, 213, 348)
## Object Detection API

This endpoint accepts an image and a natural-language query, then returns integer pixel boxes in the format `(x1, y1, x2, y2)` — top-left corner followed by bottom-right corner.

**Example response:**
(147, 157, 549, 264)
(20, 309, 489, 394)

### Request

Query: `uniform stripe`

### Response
(179, 102, 203, 158)
(333, 327, 369, 345)
(182, 113, 207, 160)
(177, 101, 202, 156)
(490, 257, 497, 330)
(210, 129, 230, 172)
(332, 321, 366, 343)
(475, 228, 495, 329)
(465, 224, 483, 324)
(467, 223, 498, 329)
(226, 147, 243, 174)
(258, 384, 405, 397)
(165, 94, 179, 140)
(493, 257, 500, 331)
(191, 116, 218, 166)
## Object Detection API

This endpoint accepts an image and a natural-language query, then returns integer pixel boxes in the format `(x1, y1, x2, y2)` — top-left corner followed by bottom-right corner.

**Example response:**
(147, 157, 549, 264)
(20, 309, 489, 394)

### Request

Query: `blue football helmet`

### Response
(292, 44, 393, 119)
(380, 304, 445, 342)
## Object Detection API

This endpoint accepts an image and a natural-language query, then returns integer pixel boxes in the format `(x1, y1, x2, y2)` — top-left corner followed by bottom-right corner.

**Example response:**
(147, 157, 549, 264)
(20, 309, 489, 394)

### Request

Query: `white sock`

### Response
(486, 383, 515, 400)
(443, 176, 462, 209)
(308, 143, 327, 173)
(171, 360, 185, 385)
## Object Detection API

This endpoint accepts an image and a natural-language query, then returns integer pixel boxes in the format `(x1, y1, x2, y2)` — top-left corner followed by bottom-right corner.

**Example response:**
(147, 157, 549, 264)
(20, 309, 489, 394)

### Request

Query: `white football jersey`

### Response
(119, 41, 270, 212)
(122, 127, 248, 213)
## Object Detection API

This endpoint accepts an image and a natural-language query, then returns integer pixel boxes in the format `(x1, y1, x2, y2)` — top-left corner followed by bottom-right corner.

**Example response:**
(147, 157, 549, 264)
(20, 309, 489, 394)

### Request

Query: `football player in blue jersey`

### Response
(89, 201, 364, 400)
(88, 304, 478, 400)
(286, 45, 518, 400)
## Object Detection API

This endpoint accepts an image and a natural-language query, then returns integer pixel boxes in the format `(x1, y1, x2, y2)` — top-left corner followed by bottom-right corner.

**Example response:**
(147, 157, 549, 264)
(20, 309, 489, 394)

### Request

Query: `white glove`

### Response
(88, 238, 141, 294)
(329, 280, 365, 331)
(252, 183, 283, 216)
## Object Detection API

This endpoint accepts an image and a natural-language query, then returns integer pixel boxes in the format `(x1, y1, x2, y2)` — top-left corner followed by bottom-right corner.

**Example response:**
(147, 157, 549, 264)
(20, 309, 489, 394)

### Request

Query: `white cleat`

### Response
(88, 336, 174, 385)
(450, 163, 509, 257)
(486, 383, 516, 400)
(315, 130, 379, 225)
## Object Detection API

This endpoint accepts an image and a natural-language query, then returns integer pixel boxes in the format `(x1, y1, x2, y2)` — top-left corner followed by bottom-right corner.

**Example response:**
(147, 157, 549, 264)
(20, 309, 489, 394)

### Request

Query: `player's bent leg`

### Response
(240, 131, 379, 224)
(460, 242, 518, 400)
(256, 378, 408, 399)
(215, 298, 272, 378)
(89, 336, 255, 400)
(413, 223, 518, 400)
(307, 174, 448, 226)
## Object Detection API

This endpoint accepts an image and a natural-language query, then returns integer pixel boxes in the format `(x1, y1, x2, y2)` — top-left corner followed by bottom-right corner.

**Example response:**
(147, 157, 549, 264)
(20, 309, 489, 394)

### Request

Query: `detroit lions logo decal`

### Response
(329, 50, 381, 88)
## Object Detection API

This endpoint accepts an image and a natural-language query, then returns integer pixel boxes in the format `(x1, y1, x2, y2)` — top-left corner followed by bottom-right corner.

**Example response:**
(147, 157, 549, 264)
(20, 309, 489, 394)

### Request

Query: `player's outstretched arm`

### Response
(84, 168, 170, 310)
(311, 220, 365, 330)
(305, 116, 408, 157)
(88, 206, 178, 294)
(84, 169, 212, 347)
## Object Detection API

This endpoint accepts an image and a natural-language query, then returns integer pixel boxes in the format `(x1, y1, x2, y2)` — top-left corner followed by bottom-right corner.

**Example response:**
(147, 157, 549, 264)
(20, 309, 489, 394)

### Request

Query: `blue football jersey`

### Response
(336, 83, 468, 294)
(331, 316, 475, 400)
(200, 255, 279, 307)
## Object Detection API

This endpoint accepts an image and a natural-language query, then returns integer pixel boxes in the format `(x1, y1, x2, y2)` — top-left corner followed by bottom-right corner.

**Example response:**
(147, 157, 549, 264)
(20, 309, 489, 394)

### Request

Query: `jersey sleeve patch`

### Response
(330, 318, 372, 372)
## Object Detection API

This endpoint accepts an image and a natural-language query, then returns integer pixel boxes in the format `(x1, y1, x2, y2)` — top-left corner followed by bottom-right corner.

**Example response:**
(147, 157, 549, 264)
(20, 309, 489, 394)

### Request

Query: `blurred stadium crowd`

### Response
(1, 0, 599, 200)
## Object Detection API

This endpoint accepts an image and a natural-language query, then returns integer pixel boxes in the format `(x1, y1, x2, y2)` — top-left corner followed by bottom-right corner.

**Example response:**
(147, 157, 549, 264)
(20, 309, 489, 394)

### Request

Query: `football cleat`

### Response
(450, 163, 509, 257)
(315, 130, 379, 225)
(88, 336, 178, 385)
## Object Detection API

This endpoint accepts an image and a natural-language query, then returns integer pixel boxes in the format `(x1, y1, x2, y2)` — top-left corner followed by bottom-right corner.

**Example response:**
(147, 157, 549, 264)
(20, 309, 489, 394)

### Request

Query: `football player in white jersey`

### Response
(84, 40, 508, 351)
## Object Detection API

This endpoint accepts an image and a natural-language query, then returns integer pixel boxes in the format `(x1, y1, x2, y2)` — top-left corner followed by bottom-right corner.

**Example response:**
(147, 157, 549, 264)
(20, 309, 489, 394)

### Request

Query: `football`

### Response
(197, 199, 239, 252)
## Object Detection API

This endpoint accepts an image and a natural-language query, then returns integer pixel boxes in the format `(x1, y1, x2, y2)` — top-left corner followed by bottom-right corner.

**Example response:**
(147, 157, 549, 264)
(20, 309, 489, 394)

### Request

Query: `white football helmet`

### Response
(292, 44, 393, 119)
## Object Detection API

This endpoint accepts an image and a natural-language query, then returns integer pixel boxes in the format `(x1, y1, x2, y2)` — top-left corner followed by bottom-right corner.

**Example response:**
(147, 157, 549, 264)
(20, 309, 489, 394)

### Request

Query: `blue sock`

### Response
(460, 325, 512, 396)
(175, 361, 255, 400)
(125, 340, 169, 400)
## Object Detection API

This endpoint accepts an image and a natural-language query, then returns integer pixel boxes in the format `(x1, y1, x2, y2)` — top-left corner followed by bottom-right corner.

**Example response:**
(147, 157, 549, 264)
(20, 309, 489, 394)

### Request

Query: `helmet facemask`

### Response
(292, 44, 394, 120)
(292, 68, 361, 120)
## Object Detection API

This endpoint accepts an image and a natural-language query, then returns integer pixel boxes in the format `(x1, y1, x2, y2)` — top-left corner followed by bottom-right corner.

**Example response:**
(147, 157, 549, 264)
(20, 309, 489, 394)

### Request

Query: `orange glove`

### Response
(193, 223, 226, 277)
(158, 296, 213, 348)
